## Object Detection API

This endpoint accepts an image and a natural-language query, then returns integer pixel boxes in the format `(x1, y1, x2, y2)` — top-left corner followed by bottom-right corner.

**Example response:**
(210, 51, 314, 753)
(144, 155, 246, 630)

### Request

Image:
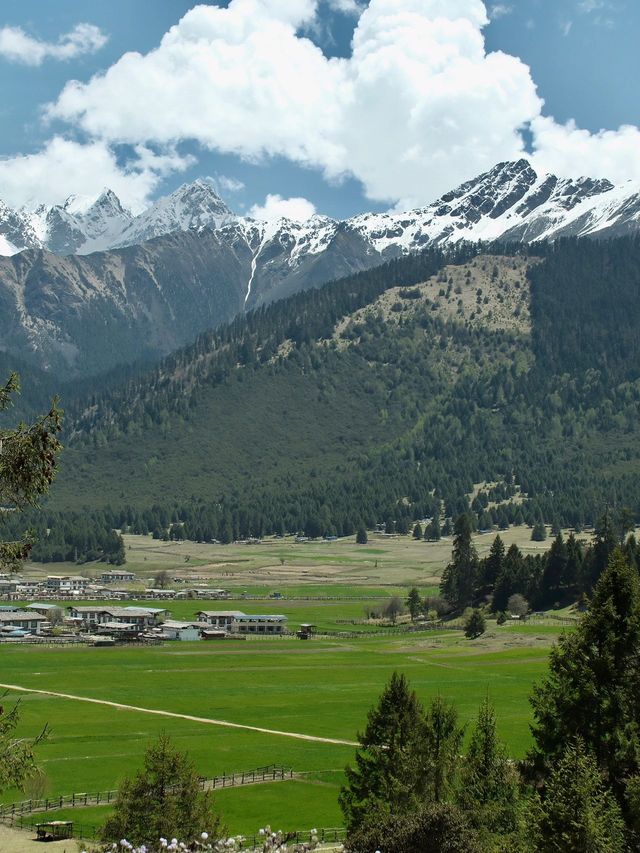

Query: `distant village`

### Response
(0, 571, 292, 645)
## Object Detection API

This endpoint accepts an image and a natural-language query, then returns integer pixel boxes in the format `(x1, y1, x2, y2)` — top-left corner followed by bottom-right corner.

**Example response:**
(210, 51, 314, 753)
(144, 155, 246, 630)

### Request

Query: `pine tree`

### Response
(422, 695, 465, 804)
(542, 533, 567, 602)
(583, 512, 617, 591)
(425, 511, 441, 541)
(339, 672, 426, 831)
(0, 373, 62, 570)
(413, 522, 423, 540)
(464, 608, 486, 638)
(563, 532, 583, 593)
(531, 739, 626, 852)
(531, 522, 547, 542)
(356, 526, 368, 544)
(529, 549, 640, 803)
(440, 514, 478, 611)
(484, 535, 505, 588)
(406, 587, 422, 621)
(102, 733, 223, 844)
(457, 697, 520, 837)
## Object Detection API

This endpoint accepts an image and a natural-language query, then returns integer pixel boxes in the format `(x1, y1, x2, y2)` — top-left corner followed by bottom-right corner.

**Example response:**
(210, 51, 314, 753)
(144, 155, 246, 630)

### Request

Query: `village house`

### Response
(159, 620, 203, 641)
(67, 605, 169, 630)
(196, 610, 288, 635)
(16, 580, 43, 597)
(45, 575, 91, 594)
(0, 577, 21, 597)
(0, 610, 47, 635)
(26, 602, 63, 618)
(100, 569, 136, 584)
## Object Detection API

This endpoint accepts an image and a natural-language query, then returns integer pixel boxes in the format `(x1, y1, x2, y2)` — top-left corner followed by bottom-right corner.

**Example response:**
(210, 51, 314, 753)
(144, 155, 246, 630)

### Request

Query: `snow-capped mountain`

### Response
(2, 160, 640, 379)
(0, 179, 234, 256)
(110, 179, 234, 249)
(349, 159, 640, 249)
(2, 161, 639, 262)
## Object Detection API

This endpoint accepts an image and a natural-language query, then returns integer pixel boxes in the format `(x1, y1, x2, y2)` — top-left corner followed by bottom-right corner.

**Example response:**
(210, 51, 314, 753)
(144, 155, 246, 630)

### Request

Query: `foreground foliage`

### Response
(0, 372, 62, 569)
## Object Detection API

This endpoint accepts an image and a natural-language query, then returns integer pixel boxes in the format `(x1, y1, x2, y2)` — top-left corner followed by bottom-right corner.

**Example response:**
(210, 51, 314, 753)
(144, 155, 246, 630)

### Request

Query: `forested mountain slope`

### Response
(22, 235, 640, 547)
(3, 160, 640, 380)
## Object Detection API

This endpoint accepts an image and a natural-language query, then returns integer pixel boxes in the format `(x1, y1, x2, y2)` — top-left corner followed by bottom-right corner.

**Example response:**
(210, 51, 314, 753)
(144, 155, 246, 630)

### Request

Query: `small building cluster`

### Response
(0, 571, 231, 602)
(0, 602, 288, 643)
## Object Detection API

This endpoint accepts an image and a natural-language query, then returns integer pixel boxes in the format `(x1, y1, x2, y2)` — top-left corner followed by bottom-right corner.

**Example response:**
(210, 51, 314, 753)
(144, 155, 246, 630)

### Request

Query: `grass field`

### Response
(0, 620, 566, 833)
(2, 528, 580, 836)
(24, 526, 573, 591)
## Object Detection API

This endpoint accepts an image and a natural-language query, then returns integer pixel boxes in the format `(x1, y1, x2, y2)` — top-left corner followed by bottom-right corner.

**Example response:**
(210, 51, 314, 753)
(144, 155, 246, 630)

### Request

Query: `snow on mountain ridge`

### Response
(1, 163, 640, 262)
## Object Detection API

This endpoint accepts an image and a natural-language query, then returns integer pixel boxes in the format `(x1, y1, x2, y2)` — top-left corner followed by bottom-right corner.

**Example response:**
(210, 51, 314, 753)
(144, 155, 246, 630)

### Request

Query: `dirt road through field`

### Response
(0, 682, 359, 746)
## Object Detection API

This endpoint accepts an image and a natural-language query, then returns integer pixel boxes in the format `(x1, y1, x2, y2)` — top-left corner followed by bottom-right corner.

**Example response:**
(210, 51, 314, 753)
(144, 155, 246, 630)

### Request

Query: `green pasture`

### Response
(29, 777, 344, 838)
(0, 620, 566, 835)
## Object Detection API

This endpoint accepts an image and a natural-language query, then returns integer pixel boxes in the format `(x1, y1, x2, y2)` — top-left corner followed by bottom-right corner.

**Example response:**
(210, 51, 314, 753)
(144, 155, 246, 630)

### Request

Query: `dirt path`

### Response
(0, 824, 75, 853)
(0, 682, 359, 747)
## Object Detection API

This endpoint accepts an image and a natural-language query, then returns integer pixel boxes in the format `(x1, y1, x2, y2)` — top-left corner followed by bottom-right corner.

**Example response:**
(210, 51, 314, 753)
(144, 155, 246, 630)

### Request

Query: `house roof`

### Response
(0, 611, 46, 621)
(26, 603, 60, 610)
(197, 610, 246, 618)
(235, 614, 287, 622)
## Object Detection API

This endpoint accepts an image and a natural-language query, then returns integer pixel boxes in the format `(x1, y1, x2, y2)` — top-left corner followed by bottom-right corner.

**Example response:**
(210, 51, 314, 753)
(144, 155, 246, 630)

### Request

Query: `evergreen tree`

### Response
(563, 532, 583, 593)
(0, 373, 62, 570)
(492, 544, 526, 613)
(412, 522, 423, 540)
(464, 608, 486, 639)
(531, 522, 547, 542)
(339, 672, 426, 831)
(425, 511, 441, 541)
(483, 534, 505, 588)
(440, 514, 478, 611)
(406, 587, 422, 621)
(457, 697, 520, 837)
(583, 512, 617, 591)
(344, 802, 480, 853)
(102, 733, 223, 845)
(356, 525, 368, 545)
(422, 695, 465, 804)
(529, 549, 640, 804)
(531, 739, 626, 853)
(541, 533, 567, 602)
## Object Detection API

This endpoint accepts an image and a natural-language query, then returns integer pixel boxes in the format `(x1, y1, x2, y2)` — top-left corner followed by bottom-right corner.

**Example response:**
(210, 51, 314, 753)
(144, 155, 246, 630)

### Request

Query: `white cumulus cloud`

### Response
(212, 174, 246, 194)
(0, 137, 192, 213)
(249, 193, 317, 221)
(0, 23, 107, 66)
(531, 117, 640, 186)
(326, 0, 366, 14)
(488, 4, 513, 20)
(1, 0, 639, 212)
(46, 0, 543, 207)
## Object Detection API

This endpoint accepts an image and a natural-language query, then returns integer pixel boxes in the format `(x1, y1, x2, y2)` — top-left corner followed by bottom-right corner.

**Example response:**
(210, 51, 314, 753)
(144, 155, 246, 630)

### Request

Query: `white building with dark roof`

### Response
(0, 610, 47, 635)
(196, 610, 287, 635)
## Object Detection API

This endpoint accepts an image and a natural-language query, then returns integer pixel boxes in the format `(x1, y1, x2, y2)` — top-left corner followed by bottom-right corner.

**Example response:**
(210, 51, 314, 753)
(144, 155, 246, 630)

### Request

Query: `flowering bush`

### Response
(82, 825, 328, 853)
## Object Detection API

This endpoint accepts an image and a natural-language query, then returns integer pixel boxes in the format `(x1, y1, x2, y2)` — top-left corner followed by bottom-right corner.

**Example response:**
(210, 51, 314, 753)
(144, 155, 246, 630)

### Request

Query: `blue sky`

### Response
(0, 0, 638, 219)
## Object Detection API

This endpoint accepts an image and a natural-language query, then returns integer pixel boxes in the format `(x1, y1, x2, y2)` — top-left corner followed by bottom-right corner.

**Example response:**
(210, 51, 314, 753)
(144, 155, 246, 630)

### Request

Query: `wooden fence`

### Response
(11, 815, 346, 847)
(0, 765, 293, 821)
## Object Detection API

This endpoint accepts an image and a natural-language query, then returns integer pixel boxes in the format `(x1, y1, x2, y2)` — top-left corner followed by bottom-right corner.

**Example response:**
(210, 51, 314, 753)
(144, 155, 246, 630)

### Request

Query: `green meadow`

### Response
(0, 620, 564, 833)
